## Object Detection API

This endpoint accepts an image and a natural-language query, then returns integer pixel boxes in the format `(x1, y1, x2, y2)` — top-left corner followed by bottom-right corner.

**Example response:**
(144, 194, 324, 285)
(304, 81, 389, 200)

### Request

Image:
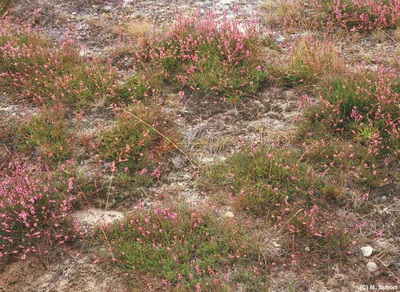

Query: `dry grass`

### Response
(261, 0, 325, 31)
(121, 20, 155, 39)
(274, 35, 345, 86)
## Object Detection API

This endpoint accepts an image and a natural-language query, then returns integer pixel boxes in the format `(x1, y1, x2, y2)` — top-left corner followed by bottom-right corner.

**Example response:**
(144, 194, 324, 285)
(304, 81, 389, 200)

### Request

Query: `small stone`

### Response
(380, 195, 387, 202)
(224, 211, 234, 218)
(361, 245, 374, 257)
(366, 262, 378, 272)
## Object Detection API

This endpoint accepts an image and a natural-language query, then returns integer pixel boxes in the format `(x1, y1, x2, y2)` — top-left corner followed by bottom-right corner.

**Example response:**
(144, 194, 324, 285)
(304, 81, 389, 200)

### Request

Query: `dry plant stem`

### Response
(275, 208, 304, 235)
(123, 109, 197, 168)
(105, 174, 114, 211)
(100, 226, 116, 263)
(376, 257, 400, 284)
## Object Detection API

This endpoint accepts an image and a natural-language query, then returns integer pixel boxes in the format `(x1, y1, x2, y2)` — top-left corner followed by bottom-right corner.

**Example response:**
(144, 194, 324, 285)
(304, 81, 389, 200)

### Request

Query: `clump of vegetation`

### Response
(201, 146, 352, 262)
(103, 203, 266, 290)
(121, 20, 155, 39)
(263, 0, 400, 31)
(99, 102, 178, 175)
(0, 160, 82, 259)
(298, 69, 399, 191)
(202, 147, 342, 214)
(261, 0, 321, 29)
(325, 0, 400, 31)
(302, 69, 400, 156)
(17, 106, 72, 162)
(131, 11, 269, 100)
(0, 18, 144, 106)
(277, 36, 344, 86)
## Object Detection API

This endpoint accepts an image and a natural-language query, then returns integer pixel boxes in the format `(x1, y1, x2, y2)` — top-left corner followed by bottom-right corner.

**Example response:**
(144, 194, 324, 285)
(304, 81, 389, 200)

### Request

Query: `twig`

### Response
(105, 174, 114, 211)
(100, 226, 116, 263)
(376, 257, 400, 284)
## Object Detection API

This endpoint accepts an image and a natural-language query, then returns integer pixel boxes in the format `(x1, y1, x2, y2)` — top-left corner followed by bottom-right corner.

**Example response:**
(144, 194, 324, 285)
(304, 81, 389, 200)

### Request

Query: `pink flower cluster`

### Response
(0, 160, 82, 259)
(132, 10, 266, 98)
(330, 0, 400, 30)
(0, 17, 124, 105)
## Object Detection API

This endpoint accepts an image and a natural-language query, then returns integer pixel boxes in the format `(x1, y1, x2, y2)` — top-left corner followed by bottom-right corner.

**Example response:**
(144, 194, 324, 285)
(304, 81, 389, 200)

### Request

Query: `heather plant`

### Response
(0, 160, 82, 259)
(324, 0, 400, 31)
(17, 106, 72, 162)
(202, 146, 342, 215)
(301, 137, 398, 191)
(131, 11, 268, 100)
(301, 70, 400, 157)
(103, 203, 266, 290)
(200, 146, 352, 261)
(263, 0, 400, 32)
(99, 102, 178, 175)
(0, 18, 144, 106)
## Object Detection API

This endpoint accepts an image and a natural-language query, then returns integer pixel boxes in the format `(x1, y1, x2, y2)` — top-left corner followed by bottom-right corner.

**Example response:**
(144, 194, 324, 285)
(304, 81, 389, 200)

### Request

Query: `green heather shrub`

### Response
(132, 11, 269, 100)
(201, 146, 351, 262)
(302, 70, 400, 156)
(17, 106, 72, 162)
(202, 147, 342, 215)
(263, 0, 400, 31)
(103, 203, 265, 290)
(0, 18, 146, 106)
(99, 103, 178, 174)
(324, 0, 400, 31)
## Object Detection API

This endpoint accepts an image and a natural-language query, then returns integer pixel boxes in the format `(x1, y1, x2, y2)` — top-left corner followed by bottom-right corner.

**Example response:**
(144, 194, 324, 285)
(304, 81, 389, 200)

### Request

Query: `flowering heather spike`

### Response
(0, 160, 82, 259)
(131, 10, 269, 100)
(0, 17, 150, 106)
(328, 0, 400, 31)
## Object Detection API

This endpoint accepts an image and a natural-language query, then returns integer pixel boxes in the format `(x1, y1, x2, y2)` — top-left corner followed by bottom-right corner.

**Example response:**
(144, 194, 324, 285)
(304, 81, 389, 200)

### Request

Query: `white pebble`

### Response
(224, 211, 234, 218)
(366, 262, 378, 272)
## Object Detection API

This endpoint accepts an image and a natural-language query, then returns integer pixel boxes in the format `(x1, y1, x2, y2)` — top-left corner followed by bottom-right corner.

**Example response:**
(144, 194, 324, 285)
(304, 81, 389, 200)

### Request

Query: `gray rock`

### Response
(361, 245, 374, 257)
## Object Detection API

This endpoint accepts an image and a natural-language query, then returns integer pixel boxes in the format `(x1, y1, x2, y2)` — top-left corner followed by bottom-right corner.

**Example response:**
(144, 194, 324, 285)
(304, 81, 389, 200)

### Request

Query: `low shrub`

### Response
(302, 70, 400, 156)
(131, 10, 269, 100)
(99, 102, 178, 174)
(263, 0, 400, 32)
(0, 0, 8, 15)
(0, 160, 82, 259)
(103, 203, 265, 290)
(202, 147, 342, 215)
(325, 0, 400, 31)
(17, 106, 72, 162)
(0, 18, 144, 106)
(201, 146, 352, 262)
